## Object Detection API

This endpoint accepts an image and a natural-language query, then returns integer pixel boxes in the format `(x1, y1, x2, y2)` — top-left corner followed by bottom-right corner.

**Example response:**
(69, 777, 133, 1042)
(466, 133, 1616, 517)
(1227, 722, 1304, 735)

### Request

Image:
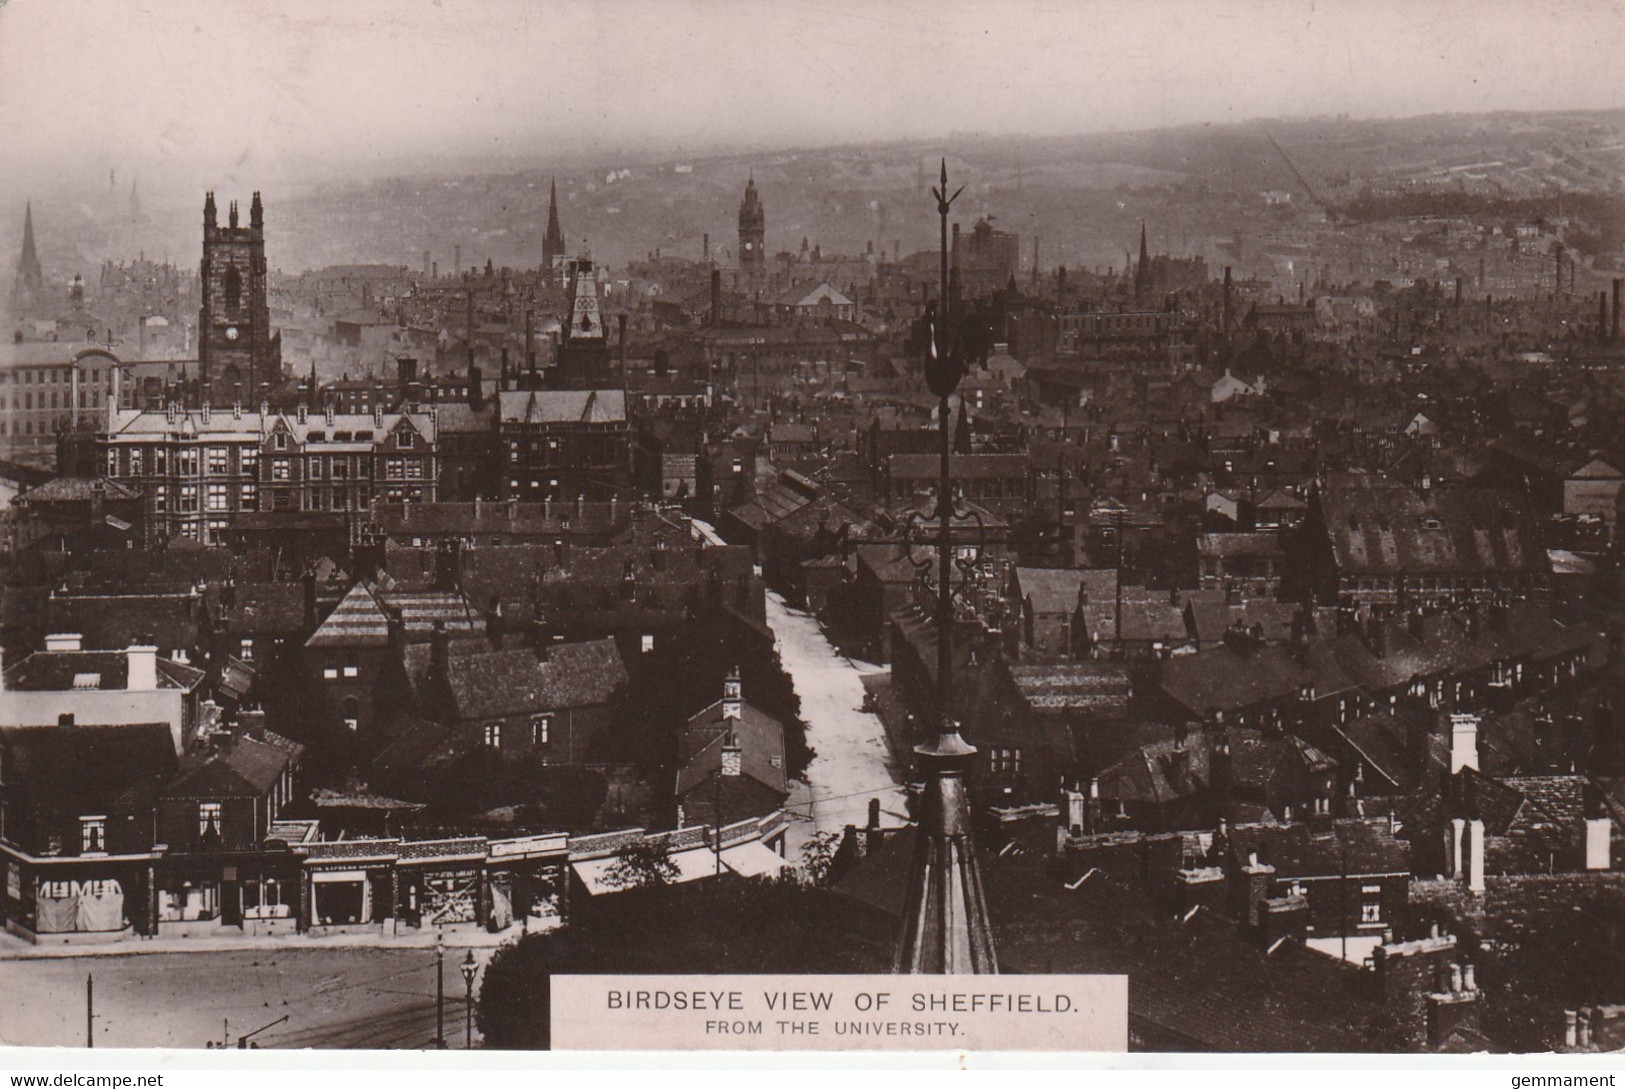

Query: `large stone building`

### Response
(100, 391, 439, 544)
(737, 175, 765, 291)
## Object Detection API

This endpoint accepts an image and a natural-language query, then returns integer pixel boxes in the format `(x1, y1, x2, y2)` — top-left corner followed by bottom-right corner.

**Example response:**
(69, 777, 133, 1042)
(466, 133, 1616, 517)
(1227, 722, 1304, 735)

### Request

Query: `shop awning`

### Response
(721, 841, 792, 879)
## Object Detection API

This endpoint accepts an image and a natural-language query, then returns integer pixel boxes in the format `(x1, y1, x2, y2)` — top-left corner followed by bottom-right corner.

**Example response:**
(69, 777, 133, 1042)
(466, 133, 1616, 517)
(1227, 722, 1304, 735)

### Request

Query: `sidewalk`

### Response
(0, 918, 547, 961)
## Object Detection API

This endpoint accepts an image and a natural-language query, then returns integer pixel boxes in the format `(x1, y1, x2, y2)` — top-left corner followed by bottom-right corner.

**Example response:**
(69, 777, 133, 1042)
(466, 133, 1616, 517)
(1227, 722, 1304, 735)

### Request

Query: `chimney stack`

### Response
(1613, 279, 1622, 342)
(45, 633, 83, 652)
(1585, 816, 1612, 870)
(722, 668, 742, 720)
(1450, 713, 1480, 774)
(126, 641, 158, 692)
(1467, 817, 1486, 893)
(710, 268, 723, 328)
(430, 620, 450, 681)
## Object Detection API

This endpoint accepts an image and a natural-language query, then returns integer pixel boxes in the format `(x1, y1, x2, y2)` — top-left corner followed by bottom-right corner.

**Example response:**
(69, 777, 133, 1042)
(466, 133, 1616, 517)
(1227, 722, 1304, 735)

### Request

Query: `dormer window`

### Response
(398, 430, 415, 450)
(273, 432, 288, 450)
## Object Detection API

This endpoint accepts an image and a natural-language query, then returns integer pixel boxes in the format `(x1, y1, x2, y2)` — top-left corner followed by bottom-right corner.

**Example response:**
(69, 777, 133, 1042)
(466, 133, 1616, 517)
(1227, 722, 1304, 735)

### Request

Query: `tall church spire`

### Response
(1134, 220, 1152, 305)
(542, 177, 565, 274)
(12, 201, 44, 305)
(738, 174, 765, 288)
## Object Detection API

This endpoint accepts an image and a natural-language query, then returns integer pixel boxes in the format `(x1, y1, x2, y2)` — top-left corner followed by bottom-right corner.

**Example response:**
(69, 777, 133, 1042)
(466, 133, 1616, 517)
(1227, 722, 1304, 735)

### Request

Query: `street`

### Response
(763, 590, 909, 859)
(0, 946, 493, 1050)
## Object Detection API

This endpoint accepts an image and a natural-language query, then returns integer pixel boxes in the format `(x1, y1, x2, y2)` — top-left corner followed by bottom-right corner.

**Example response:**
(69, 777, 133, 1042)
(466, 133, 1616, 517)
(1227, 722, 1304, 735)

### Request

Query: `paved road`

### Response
(764, 591, 908, 859)
(0, 946, 491, 1050)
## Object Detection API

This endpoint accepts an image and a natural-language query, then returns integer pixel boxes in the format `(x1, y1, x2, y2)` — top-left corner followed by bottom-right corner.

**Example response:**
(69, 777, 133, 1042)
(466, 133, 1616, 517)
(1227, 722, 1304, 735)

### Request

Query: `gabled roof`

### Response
(676, 701, 788, 798)
(304, 582, 483, 648)
(164, 731, 303, 799)
(3, 649, 201, 692)
(16, 477, 141, 503)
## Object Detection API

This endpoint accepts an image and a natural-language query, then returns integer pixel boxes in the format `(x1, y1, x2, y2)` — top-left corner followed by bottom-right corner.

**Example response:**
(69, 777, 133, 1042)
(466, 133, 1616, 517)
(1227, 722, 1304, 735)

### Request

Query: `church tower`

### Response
(541, 177, 566, 280)
(12, 201, 44, 309)
(198, 191, 281, 405)
(738, 174, 765, 290)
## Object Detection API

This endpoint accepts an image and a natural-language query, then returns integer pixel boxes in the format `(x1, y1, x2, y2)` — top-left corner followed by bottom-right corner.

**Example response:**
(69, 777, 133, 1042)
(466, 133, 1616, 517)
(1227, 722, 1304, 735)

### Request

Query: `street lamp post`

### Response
(433, 931, 446, 1049)
(460, 951, 478, 1049)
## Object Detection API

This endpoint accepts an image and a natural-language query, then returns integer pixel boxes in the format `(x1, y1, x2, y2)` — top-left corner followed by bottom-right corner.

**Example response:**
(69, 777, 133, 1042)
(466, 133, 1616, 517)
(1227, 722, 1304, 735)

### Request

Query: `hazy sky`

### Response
(2, 0, 1623, 182)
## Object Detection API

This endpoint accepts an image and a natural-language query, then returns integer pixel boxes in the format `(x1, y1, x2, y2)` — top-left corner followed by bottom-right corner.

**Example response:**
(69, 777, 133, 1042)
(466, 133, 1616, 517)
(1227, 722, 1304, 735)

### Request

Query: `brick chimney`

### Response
(1425, 962, 1482, 1050)
(126, 641, 158, 691)
(1450, 713, 1479, 774)
(1584, 815, 1611, 871)
(1466, 817, 1486, 893)
(722, 668, 742, 720)
(430, 620, 450, 683)
(1232, 849, 1275, 927)
(45, 633, 83, 652)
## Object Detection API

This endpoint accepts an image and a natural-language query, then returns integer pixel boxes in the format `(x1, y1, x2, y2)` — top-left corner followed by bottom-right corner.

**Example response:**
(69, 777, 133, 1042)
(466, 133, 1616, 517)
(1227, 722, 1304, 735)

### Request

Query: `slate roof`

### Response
(16, 477, 141, 503)
(1318, 474, 1547, 578)
(1197, 532, 1285, 560)
(1225, 818, 1410, 878)
(1015, 567, 1117, 614)
(1005, 661, 1133, 713)
(304, 582, 483, 648)
(3, 649, 202, 692)
(405, 637, 627, 719)
(496, 389, 627, 425)
(164, 731, 303, 799)
(1, 724, 177, 817)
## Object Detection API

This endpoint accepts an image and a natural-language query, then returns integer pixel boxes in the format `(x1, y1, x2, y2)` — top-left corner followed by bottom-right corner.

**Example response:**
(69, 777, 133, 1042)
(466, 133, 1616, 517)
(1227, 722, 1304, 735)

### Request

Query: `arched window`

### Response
(224, 265, 242, 310)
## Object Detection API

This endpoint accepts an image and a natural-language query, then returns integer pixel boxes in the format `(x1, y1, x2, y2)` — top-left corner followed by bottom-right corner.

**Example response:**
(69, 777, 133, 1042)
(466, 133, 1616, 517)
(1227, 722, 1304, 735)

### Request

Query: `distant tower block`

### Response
(198, 190, 281, 405)
(738, 174, 765, 289)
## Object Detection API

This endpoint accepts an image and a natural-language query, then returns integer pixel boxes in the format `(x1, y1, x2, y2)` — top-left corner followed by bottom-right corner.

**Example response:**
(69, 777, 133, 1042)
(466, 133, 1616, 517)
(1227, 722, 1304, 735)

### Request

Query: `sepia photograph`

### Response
(1, 0, 1624, 1061)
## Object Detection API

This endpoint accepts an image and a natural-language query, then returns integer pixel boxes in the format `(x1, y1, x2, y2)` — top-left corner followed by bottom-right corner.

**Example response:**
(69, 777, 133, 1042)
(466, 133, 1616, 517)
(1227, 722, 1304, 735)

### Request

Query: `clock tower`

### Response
(198, 191, 281, 405)
(737, 174, 765, 291)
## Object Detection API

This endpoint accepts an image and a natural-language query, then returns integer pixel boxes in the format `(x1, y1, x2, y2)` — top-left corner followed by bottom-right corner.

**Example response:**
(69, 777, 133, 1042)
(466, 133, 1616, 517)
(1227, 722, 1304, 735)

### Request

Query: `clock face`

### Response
(225, 326, 239, 341)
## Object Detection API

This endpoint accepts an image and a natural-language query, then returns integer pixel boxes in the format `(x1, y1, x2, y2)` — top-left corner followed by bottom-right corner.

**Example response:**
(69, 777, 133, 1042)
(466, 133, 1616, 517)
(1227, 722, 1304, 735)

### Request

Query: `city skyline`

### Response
(2, 0, 1624, 195)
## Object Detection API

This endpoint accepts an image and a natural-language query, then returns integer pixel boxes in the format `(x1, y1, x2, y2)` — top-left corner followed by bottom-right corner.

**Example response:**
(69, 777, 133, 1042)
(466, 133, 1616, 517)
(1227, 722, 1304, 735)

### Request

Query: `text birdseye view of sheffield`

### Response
(1, 0, 1625, 1056)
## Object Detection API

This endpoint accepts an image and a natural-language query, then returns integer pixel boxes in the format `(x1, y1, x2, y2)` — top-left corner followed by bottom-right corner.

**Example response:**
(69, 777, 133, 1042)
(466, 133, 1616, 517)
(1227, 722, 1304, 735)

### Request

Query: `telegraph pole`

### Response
(86, 973, 93, 1049)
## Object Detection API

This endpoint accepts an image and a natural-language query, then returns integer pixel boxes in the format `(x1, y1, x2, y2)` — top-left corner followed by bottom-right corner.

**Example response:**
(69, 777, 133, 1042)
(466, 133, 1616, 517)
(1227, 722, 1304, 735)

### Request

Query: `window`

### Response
(310, 456, 325, 479)
(323, 665, 339, 680)
(989, 748, 1023, 777)
(484, 723, 501, 748)
(80, 816, 107, 855)
(106, 449, 118, 476)
(154, 449, 167, 473)
(405, 459, 423, 480)
(209, 446, 228, 473)
(531, 714, 552, 746)
(207, 483, 229, 511)
(177, 449, 198, 475)
(331, 459, 347, 481)
(273, 431, 288, 450)
(342, 653, 359, 679)
(385, 457, 404, 480)
(241, 482, 257, 508)
(153, 484, 167, 512)
(239, 637, 254, 662)
(198, 802, 222, 840)
(641, 634, 655, 654)
(1361, 901, 1383, 924)
(240, 447, 256, 473)
(398, 430, 415, 449)
(272, 458, 291, 482)
(178, 484, 198, 511)
(130, 449, 142, 475)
